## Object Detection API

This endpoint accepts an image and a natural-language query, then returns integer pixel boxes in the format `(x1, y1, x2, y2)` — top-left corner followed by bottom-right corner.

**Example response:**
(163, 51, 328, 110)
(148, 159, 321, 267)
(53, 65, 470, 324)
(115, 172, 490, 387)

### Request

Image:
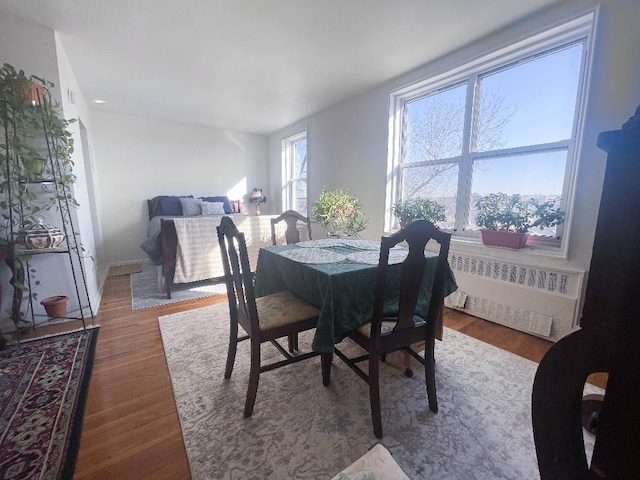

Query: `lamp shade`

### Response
(249, 188, 267, 204)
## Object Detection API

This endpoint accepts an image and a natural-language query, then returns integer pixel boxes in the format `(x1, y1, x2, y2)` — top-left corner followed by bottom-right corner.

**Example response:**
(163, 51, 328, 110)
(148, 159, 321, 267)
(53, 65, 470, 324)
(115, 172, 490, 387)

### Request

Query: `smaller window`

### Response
(282, 131, 308, 215)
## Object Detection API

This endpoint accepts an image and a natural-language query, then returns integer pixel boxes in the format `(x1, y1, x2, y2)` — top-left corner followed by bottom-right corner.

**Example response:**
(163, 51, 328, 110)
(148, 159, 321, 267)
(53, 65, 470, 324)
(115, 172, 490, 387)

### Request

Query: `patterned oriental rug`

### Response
(159, 305, 601, 480)
(0, 328, 99, 480)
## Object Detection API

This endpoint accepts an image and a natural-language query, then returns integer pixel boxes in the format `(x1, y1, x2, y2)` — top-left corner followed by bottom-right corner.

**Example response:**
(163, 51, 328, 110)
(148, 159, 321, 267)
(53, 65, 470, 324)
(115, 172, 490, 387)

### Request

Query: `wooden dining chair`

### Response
(217, 216, 330, 417)
(270, 210, 311, 245)
(328, 219, 451, 438)
(270, 210, 311, 351)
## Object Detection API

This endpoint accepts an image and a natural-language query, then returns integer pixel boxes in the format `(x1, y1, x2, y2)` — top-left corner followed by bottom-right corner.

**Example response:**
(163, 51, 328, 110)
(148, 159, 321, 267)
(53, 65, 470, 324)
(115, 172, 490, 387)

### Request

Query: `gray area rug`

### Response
(158, 304, 601, 480)
(130, 262, 227, 309)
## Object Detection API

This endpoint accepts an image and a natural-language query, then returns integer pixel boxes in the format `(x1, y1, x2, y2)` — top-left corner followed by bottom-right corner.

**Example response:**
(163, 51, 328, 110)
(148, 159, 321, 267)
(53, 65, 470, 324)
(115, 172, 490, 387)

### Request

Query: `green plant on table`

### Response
(311, 188, 368, 237)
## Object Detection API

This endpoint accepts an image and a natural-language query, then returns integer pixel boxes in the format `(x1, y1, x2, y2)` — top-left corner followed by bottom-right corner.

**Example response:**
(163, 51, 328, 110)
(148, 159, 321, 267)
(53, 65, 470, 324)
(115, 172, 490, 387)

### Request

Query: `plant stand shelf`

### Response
(1, 66, 94, 343)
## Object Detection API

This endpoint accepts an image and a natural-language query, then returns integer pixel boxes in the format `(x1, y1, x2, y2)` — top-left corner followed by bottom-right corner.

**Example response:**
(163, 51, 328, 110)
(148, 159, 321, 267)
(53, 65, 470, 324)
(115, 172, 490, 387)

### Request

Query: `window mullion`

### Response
(455, 75, 478, 231)
(471, 139, 571, 160)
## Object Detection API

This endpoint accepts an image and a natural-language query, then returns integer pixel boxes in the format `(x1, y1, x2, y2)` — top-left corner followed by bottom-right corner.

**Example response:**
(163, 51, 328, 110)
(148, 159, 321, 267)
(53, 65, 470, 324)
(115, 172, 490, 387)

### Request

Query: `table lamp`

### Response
(249, 188, 267, 215)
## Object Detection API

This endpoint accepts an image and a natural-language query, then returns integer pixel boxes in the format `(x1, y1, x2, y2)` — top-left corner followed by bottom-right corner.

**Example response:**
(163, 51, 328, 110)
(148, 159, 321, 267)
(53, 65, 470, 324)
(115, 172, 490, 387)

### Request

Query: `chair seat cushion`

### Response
(357, 316, 427, 338)
(255, 290, 320, 330)
(330, 443, 410, 480)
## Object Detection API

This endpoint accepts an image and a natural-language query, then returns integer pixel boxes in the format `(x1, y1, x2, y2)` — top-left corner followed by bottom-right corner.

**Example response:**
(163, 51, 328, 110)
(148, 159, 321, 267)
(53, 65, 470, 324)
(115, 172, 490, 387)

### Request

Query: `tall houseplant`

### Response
(475, 192, 564, 248)
(0, 63, 79, 325)
(311, 188, 368, 237)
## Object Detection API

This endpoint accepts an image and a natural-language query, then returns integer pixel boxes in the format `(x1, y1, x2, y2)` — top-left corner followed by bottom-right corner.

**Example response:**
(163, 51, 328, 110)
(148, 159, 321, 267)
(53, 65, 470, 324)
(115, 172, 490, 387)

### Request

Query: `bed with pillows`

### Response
(140, 195, 284, 298)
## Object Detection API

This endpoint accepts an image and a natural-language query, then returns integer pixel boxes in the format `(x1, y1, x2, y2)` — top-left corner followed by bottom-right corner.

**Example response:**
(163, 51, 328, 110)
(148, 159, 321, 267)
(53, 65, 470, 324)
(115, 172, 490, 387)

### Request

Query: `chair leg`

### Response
(225, 320, 239, 379)
(369, 354, 383, 439)
(287, 333, 299, 352)
(321, 351, 333, 386)
(403, 350, 413, 377)
(243, 338, 261, 418)
(424, 338, 438, 413)
(404, 341, 426, 377)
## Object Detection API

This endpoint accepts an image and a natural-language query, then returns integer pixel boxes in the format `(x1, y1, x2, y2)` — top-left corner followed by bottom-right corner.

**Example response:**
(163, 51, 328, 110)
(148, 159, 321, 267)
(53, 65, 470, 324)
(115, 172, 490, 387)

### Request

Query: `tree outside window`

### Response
(387, 14, 594, 251)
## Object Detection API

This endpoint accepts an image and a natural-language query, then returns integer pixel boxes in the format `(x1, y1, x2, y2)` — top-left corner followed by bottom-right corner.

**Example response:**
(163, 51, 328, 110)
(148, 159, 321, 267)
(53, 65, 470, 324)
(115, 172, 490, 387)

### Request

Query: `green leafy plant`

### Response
(474, 192, 565, 233)
(0, 63, 79, 323)
(392, 198, 446, 225)
(311, 188, 368, 237)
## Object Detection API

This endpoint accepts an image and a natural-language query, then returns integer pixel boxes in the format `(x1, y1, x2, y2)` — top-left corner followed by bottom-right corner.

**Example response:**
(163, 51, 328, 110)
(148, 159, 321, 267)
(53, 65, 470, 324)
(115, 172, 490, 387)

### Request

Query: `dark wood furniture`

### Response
(217, 216, 331, 417)
(160, 219, 178, 299)
(253, 240, 456, 354)
(270, 210, 311, 351)
(329, 219, 452, 438)
(270, 210, 311, 245)
(532, 107, 640, 479)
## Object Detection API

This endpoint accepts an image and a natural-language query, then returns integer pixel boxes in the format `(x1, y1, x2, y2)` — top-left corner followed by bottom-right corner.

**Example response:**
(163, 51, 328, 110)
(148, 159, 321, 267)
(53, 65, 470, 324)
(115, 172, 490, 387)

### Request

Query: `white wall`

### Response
(268, 0, 640, 333)
(54, 33, 102, 316)
(0, 14, 58, 93)
(91, 111, 269, 264)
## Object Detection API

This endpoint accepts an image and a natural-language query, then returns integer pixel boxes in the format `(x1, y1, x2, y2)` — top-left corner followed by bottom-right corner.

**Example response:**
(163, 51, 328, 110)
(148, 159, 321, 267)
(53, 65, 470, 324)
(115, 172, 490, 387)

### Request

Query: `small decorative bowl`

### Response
(16, 221, 65, 249)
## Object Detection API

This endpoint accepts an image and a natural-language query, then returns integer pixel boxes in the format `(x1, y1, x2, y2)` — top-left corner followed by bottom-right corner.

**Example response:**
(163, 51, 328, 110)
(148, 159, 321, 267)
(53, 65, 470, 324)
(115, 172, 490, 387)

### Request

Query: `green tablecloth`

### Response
(254, 242, 458, 353)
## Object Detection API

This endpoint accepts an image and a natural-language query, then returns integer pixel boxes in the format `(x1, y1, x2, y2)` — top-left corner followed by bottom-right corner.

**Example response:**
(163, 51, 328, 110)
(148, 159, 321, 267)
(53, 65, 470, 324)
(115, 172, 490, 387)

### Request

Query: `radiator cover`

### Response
(445, 252, 586, 341)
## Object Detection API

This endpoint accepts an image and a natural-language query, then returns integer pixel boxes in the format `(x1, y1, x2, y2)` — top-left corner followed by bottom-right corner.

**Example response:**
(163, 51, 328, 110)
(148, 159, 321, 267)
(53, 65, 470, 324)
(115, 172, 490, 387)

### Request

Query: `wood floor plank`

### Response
(71, 273, 600, 479)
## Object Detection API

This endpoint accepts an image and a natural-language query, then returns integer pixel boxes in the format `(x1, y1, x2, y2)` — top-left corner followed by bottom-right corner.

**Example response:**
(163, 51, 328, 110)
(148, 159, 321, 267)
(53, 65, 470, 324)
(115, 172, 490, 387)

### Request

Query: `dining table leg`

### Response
(321, 352, 333, 386)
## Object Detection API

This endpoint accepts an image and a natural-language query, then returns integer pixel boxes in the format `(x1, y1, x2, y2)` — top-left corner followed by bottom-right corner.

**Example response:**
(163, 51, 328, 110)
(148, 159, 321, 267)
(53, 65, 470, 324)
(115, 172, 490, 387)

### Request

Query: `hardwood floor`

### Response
(60, 272, 594, 479)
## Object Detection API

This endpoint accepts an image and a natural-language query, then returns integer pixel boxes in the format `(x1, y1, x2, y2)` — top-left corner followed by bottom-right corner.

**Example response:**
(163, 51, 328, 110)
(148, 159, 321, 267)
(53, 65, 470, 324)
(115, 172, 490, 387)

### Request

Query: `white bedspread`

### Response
(172, 215, 285, 284)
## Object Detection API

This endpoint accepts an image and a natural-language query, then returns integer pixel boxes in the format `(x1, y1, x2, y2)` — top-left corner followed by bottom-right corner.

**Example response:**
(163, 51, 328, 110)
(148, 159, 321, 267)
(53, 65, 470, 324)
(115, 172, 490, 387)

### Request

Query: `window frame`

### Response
(385, 11, 596, 259)
(281, 129, 308, 215)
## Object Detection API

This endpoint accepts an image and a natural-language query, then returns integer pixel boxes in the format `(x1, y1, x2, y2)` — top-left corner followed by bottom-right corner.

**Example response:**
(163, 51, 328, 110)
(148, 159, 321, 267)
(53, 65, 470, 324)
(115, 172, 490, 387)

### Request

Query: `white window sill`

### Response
(448, 230, 571, 269)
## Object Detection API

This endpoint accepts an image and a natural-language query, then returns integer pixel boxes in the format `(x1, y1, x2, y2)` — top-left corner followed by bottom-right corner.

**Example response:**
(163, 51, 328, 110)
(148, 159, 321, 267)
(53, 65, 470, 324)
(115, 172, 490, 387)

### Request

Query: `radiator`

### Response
(445, 252, 586, 342)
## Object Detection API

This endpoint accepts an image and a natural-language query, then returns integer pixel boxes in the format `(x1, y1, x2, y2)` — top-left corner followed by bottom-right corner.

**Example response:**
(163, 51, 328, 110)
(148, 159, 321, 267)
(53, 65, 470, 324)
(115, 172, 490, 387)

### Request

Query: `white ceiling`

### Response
(1, 0, 563, 135)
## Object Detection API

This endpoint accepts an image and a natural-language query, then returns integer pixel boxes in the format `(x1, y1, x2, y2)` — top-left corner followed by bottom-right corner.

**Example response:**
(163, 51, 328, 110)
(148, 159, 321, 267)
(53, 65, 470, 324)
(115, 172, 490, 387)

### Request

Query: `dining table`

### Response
(253, 238, 458, 353)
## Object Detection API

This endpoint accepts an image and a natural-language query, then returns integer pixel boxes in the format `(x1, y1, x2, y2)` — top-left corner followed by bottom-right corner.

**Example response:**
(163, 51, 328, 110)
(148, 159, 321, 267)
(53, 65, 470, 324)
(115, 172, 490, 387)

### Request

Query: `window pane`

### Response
(294, 138, 307, 178)
(292, 136, 307, 213)
(404, 83, 467, 162)
(475, 44, 583, 152)
(402, 163, 459, 229)
(295, 179, 307, 213)
(469, 150, 567, 235)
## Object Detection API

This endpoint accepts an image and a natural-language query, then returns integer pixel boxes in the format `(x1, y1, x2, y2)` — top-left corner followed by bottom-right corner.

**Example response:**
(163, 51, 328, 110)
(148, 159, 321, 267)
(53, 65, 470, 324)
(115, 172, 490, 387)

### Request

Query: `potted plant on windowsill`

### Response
(392, 198, 446, 227)
(475, 193, 565, 249)
(311, 188, 368, 238)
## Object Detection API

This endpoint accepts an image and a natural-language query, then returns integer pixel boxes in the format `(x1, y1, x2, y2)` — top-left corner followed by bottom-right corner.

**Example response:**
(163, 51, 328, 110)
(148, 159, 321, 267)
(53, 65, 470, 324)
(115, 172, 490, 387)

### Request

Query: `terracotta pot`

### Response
(41, 295, 68, 318)
(480, 229, 528, 249)
(9, 78, 47, 105)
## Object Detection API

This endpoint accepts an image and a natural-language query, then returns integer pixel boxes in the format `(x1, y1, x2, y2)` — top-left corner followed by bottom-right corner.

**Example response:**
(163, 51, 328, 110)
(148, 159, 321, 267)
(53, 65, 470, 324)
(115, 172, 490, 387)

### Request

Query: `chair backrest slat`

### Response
(371, 219, 451, 339)
(217, 216, 259, 334)
(271, 210, 311, 245)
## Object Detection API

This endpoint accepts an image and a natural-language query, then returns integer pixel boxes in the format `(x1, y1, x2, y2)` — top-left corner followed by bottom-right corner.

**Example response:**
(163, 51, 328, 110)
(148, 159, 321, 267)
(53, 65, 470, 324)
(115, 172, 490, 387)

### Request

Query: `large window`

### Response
(282, 130, 308, 215)
(386, 12, 595, 252)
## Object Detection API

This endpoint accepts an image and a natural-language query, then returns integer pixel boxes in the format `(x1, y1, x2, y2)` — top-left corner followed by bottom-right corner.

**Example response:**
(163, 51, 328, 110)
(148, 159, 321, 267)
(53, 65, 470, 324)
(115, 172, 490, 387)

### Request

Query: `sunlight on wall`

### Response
(227, 177, 247, 201)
